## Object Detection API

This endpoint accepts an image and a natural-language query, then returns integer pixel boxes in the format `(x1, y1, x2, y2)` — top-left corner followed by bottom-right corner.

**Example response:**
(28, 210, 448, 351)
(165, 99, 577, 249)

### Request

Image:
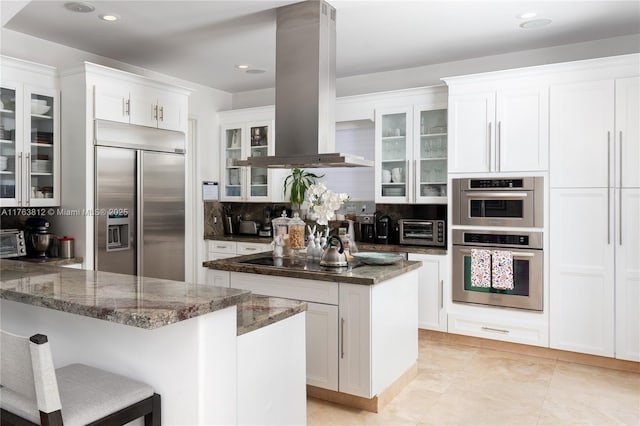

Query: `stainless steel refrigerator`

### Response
(94, 120, 185, 281)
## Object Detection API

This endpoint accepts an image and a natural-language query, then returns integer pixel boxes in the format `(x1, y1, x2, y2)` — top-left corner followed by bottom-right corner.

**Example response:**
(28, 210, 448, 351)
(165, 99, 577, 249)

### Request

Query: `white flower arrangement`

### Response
(306, 182, 349, 226)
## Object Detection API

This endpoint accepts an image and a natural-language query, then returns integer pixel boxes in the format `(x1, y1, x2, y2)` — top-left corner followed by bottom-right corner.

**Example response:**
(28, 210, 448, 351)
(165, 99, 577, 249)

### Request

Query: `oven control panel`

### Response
(469, 179, 524, 188)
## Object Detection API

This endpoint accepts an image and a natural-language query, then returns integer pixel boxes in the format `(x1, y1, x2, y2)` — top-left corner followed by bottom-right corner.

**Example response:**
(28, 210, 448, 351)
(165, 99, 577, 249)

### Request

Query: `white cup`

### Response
(391, 167, 403, 182)
(382, 169, 391, 183)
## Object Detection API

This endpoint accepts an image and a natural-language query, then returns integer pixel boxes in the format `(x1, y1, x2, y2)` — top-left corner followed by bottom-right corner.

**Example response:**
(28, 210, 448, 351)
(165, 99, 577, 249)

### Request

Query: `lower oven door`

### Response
(452, 245, 543, 311)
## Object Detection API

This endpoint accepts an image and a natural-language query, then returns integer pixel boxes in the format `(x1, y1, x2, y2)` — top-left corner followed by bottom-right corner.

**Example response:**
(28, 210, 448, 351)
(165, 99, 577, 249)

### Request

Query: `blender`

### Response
(25, 216, 53, 258)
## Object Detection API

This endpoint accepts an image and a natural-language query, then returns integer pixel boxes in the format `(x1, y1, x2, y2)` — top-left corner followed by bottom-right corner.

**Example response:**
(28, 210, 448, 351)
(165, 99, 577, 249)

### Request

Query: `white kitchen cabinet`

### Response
(220, 119, 280, 202)
(409, 253, 447, 332)
(549, 188, 615, 357)
(228, 270, 418, 400)
(205, 240, 270, 287)
(338, 283, 372, 398)
(446, 80, 548, 173)
(306, 302, 339, 391)
(615, 188, 640, 361)
(375, 104, 448, 204)
(1, 58, 60, 207)
(550, 74, 639, 360)
(94, 81, 188, 133)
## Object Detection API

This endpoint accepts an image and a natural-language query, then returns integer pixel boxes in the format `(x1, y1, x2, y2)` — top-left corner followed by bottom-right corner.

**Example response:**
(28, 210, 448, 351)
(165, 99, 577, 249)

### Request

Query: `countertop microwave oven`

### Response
(398, 219, 445, 247)
(0, 229, 27, 258)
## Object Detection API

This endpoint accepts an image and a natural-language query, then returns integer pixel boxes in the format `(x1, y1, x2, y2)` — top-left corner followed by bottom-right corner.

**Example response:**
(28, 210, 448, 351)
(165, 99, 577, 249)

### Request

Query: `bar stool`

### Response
(0, 330, 160, 426)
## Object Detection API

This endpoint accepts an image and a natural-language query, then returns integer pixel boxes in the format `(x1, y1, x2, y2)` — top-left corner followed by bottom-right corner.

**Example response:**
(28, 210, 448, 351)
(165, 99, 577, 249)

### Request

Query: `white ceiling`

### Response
(4, 1, 640, 93)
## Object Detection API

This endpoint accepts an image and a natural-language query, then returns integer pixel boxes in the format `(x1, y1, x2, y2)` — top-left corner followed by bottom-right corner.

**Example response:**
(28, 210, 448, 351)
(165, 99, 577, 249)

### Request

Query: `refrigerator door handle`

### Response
(137, 151, 144, 276)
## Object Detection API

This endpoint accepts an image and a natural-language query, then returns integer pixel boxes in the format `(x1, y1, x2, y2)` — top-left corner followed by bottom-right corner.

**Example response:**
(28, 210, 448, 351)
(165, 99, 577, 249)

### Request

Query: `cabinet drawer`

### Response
(448, 313, 548, 347)
(231, 272, 339, 305)
(237, 242, 271, 255)
(207, 241, 237, 254)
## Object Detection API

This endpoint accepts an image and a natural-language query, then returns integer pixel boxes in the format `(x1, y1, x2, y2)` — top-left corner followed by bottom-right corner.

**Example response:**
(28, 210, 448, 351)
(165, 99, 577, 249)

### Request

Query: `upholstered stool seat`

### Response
(1, 331, 160, 426)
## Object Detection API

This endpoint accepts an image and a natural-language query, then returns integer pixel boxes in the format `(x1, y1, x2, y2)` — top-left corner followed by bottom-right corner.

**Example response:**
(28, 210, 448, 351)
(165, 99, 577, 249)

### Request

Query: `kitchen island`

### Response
(205, 252, 421, 412)
(0, 260, 307, 425)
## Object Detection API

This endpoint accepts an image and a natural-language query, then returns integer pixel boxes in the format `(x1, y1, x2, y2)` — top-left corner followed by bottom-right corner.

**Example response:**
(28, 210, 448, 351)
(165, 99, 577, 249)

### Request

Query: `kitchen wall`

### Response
(231, 33, 640, 108)
(1, 28, 233, 281)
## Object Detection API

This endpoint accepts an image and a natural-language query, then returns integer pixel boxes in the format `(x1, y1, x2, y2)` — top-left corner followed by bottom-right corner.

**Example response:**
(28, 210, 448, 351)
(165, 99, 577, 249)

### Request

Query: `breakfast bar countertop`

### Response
(204, 252, 422, 285)
(0, 259, 250, 329)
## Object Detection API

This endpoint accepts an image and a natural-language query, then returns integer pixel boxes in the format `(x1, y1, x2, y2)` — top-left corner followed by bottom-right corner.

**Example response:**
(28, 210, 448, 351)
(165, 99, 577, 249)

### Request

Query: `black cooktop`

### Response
(239, 256, 361, 273)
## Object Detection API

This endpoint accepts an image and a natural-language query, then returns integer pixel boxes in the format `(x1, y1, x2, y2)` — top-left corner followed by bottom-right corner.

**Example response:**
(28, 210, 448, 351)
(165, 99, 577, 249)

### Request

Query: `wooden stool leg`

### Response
(144, 393, 161, 426)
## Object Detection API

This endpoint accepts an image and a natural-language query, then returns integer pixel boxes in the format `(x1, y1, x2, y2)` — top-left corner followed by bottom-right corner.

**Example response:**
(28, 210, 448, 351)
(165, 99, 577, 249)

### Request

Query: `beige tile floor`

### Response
(307, 333, 640, 425)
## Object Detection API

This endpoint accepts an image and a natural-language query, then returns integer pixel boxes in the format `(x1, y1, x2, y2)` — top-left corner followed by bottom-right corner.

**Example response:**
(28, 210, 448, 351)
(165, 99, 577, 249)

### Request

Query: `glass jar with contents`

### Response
(271, 211, 290, 257)
(288, 212, 306, 252)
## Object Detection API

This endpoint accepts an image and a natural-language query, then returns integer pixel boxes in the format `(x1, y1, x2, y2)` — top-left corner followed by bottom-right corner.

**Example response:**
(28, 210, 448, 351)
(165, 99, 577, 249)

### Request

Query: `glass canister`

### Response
(271, 211, 290, 257)
(288, 212, 306, 251)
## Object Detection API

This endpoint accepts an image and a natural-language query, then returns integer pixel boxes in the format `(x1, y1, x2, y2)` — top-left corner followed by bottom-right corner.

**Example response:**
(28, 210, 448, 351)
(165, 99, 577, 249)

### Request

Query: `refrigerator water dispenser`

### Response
(106, 213, 130, 252)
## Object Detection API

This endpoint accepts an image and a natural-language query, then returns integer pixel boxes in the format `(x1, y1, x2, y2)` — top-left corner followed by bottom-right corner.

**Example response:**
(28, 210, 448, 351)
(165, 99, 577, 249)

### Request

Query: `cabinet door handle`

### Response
(340, 317, 345, 359)
(619, 188, 623, 246)
(497, 121, 502, 172)
(439, 279, 444, 310)
(607, 131, 611, 245)
(481, 326, 509, 335)
(25, 153, 31, 206)
(413, 159, 417, 200)
(215, 245, 228, 250)
(244, 247, 256, 251)
(159, 106, 164, 122)
(619, 131, 623, 188)
(17, 152, 23, 206)
(153, 105, 158, 121)
(124, 98, 130, 116)
(488, 122, 492, 171)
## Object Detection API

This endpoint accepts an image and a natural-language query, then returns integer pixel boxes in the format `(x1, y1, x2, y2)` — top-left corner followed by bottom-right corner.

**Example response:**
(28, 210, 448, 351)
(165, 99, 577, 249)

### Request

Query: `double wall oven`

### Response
(451, 177, 544, 311)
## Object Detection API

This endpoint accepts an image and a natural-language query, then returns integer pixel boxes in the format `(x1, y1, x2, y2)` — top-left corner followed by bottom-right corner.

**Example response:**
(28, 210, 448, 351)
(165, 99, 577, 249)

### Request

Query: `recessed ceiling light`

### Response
(64, 2, 95, 13)
(246, 69, 266, 74)
(235, 64, 250, 70)
(99, 13, 120, 22)
(520, 18, 552, 29)
(517, 12, 537, 19)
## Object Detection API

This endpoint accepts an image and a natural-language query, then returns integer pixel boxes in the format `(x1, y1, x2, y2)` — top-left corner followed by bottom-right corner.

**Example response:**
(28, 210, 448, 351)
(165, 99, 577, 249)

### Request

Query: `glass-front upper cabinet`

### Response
(0, 83, 59, 207)
(375, 107, 413, 203)
(0, 85, 19, 205)
(220, 120, 274, 202)
(416, 108, 447, 202)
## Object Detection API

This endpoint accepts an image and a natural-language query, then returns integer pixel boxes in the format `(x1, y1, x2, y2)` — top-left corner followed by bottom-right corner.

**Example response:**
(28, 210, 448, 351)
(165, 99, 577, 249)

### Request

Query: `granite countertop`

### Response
(236, 295, 306, 336)
(204, 252, 422, 285)
(0, 259, 250, 330)
(11, 256, 84, 266)
(204, 234, 447, 256)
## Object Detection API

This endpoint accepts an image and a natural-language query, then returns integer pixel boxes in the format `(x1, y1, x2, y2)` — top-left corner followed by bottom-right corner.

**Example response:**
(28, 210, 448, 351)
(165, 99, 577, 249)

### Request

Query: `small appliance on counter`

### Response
(357, 213, 376, 243)
(259, 206, 273, 238)
(375, 215, 391, 244)
(223, 204, 234, 235)
(0, 229, 26, 258)
(58, 236, 75, 259)
(238, 220, 259, 235)
(399, 219, 445, 247)
(24, 216, 53, 258)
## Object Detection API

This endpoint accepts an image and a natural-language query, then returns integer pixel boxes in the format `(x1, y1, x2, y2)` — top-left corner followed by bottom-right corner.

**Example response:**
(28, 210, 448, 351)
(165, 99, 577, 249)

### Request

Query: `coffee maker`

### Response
(357, 213, 376, 243)
(376, 215, 391, 244)
(25, 216, 53, 258)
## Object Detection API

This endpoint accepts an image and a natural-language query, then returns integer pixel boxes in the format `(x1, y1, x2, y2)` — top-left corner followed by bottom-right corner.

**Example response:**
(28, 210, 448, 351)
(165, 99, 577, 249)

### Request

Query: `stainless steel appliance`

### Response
(452, 177, 544, 228)
(95, 120, 185, 281)
(0, 229, 26, 258)
(399, 219, 445, 247)
(236, 1, 371, 169)
(376, 215, 391, 244)
(451, 229, 543, 311)
(239, 220, 259, 235)
(357, 213, 376, 243)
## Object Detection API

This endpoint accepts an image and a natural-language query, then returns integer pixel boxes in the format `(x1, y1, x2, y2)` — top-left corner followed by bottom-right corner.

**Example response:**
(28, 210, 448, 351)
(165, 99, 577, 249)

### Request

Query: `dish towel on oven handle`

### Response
(470, 248, 492, 288)
(491, 250, 514, 290)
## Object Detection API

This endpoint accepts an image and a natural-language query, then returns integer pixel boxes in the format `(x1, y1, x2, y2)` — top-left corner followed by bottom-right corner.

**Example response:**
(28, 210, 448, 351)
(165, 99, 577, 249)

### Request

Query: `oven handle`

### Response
(465, 192, 528, 198)
(458, 248, 537, 258)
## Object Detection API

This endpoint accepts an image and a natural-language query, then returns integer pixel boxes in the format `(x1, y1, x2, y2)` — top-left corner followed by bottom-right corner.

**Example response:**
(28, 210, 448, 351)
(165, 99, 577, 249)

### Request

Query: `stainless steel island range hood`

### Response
(236, 0, 372, 169)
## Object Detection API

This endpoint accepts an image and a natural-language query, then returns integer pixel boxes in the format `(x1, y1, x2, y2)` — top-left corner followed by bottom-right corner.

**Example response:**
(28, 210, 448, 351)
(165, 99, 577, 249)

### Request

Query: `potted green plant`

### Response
(283, 168, 324, 213)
